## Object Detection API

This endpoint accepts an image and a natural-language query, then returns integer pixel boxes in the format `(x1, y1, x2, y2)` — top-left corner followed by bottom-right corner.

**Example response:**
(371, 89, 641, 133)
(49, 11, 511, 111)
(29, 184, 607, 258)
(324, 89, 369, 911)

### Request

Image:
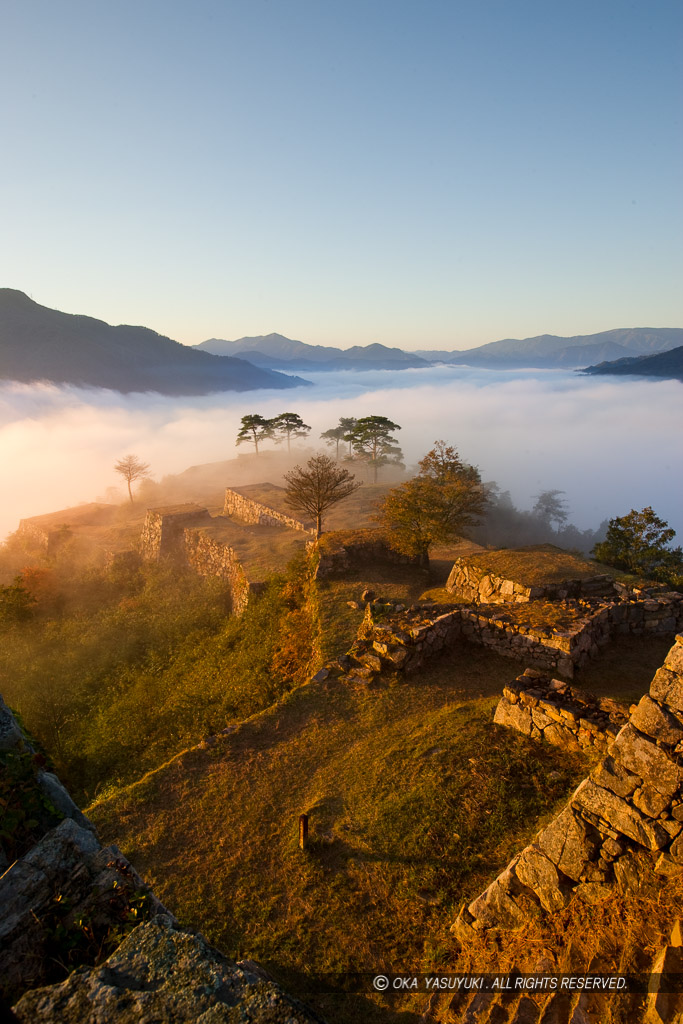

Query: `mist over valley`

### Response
(2, 363, 680, 545)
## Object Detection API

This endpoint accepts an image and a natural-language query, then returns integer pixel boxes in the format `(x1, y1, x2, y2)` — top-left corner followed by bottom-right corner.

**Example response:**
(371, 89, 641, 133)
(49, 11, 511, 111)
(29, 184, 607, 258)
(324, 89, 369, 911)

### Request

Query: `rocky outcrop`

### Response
(0, 700, 322, 1022)
(452, 635, 683, 941)
(493, 670, 629, 752)
(12, 916, 322, 1023)
(224, 487, 314, 534)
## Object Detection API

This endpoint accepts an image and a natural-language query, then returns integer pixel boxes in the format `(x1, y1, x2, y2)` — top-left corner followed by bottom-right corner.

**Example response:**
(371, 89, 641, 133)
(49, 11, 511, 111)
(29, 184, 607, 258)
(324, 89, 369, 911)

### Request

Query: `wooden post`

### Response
(298, 813, 308, 851)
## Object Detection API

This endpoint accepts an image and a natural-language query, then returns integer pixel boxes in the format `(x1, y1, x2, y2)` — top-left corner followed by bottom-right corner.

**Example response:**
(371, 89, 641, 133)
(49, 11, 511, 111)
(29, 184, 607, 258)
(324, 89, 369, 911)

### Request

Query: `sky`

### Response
(1, 0, 681, 350)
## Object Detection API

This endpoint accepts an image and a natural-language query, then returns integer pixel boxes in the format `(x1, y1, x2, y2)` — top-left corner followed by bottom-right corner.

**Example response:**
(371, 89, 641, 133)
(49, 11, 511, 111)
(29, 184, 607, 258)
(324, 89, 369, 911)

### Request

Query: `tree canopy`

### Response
(271, 412, 311, 451)
(235, 414, 276, 455)
(377, 441, 488, 565)
(346, 415, 403, 482)
(284, 454, 362, 538)
(320, 417, 358, 460)
(592, 507, 683, 587)
(114, 454, 151, 503)
(532, 490, 569, 530)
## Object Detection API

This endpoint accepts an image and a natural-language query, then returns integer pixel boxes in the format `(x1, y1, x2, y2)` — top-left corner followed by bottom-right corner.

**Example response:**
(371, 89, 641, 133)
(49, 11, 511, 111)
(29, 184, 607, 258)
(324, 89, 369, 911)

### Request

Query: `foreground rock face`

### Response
(13, 916, 323, 1024)
(0, 700, 324, 1023)
(453, 635, 683, 940)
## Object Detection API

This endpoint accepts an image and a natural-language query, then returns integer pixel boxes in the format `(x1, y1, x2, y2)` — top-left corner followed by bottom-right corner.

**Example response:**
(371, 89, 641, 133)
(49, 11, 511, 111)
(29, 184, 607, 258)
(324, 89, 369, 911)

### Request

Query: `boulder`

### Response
(12, 917, 321, 1023)
(630, 695, 683, 747)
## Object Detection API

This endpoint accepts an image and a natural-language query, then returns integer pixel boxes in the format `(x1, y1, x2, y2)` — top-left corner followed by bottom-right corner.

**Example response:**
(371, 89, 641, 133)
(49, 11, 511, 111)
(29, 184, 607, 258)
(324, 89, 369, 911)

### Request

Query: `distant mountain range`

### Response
(581, 345, 683, 382)
(195, 334, 430, 371)
(0, 291, 306, 394)
(197, 328, 683, 372)
(2, 290, 681, 392)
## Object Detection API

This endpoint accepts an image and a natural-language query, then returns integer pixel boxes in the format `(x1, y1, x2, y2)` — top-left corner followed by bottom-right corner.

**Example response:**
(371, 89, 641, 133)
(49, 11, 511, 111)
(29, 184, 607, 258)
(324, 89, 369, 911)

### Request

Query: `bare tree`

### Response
(114, 454, 151, 503)
(284, 454, 362, 538)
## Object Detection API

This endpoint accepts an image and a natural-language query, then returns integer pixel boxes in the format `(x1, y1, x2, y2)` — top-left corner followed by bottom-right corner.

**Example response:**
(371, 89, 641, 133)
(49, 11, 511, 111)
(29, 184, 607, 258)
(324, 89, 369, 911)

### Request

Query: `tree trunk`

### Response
(127, 479, 133, 503)
(316, 513, 322, 538)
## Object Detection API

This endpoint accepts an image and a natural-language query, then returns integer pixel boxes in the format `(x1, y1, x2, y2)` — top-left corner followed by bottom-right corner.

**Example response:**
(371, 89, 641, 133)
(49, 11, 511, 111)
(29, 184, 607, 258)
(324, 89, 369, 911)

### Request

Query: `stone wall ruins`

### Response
(446, 556, 658, 605)
(493, 669, 629, 753)
(313, 534, 421, 579)
(452, 634, 683, 942)
(224, 488, 314, 534)
(343, 590, 683, 683)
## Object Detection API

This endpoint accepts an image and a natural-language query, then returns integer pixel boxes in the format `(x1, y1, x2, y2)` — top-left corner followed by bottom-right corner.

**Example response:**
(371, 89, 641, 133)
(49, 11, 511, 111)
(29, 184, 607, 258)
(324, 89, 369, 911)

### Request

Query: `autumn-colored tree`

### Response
(593, 507, 683, 587)
(114, 454, 151, 503)
(271, 412, 311, 451)
(284, 454, 362, 538)
(378, 441, 487, 565)
(346, 415, 403, 482)
(235, 414, 276, 455)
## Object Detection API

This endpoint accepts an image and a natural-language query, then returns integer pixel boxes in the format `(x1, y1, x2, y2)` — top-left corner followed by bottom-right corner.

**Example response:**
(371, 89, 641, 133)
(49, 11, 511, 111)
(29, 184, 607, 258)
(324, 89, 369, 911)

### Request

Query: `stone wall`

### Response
(313, 535, 421, 579)
(493, 669, 629, 753)
(139, 504, 212, 561)
(182, 528, 255, 615)
(447, 557, 619, 604)
(452, 634, 683, 942)
(343, 592, 683, 683)
(224, 488, 314, 534)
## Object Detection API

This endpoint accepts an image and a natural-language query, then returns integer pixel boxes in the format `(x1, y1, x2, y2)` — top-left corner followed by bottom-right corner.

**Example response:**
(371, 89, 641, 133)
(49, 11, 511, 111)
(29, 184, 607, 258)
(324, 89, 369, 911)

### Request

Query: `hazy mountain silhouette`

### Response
(581, 344, 683, 382)
(0, 291, 307, 394)
(416, 328, 683, 368)
(196, 334, 430, 370)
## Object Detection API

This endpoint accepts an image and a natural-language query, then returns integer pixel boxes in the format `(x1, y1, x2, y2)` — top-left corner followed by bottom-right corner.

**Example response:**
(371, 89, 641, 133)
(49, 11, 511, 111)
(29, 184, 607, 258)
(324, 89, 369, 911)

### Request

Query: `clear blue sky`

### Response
(1, 0, 681, 349)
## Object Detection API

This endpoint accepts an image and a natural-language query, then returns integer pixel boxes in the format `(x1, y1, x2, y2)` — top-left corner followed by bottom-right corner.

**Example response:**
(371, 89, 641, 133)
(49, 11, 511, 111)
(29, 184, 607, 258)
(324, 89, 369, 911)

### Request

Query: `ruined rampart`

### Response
(493, 670, 630, 753)
(224, 487, 314, 534)
(452, 635, 683, 944)
(313, 533, 421, 578)
(344, 591, 683, 682)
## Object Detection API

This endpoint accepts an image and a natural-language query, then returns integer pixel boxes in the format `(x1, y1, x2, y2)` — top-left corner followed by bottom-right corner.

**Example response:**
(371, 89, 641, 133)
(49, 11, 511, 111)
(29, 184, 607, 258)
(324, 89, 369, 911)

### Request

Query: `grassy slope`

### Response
(89, 647, 590, 1023)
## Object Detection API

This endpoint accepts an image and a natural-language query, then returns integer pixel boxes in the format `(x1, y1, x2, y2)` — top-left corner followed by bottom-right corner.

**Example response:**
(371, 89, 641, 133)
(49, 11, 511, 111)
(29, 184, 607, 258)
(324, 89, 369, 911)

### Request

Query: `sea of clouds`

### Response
(1, 365, 681, 543)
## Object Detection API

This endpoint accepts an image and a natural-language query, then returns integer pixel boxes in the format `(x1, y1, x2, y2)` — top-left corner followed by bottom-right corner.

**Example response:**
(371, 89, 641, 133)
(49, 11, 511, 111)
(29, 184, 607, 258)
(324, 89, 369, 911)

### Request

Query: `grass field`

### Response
(89, 643, 589, 1023)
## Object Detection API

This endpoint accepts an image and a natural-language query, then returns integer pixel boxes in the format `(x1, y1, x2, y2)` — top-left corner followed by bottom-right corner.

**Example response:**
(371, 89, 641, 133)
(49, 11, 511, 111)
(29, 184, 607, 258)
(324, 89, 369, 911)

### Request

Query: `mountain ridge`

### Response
(0, 290, 307, 395)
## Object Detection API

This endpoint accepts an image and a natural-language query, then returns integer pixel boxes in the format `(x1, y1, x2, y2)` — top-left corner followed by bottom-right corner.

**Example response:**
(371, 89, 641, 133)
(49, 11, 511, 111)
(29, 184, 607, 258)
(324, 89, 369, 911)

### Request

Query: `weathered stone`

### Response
(650, 666, 683, 714)
(591, 755, 641, 799)
(538, 806, 598, 882)
(573, 780, 669, 850)
(613, 849, 659, 894)
(573, 882, 612, 904)
(494, 700, 532, 736)
(531, 707, 555, 730)
(630, 695, 683, 747)
(610, 724, 683, 798)
(514, 847, 568, 912)
(632, 784, 670, 819)
(664, 639, 683, 676)
(36, 773, 95, 833)
(654, 854, 683, 878)
(669, 831, 683, 865)
(12, 917, 320, 1023)
(543, 722, 580, 750)
(0, 695, 24, 751)
(647, 943, 683, 1024)
(467, 862, 537, 930)
(309, 668, 329, 683)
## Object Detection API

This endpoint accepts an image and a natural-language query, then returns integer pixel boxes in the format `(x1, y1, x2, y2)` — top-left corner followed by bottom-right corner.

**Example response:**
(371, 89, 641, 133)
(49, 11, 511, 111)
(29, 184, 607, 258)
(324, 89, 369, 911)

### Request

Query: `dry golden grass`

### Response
(462, 544, 614, 585)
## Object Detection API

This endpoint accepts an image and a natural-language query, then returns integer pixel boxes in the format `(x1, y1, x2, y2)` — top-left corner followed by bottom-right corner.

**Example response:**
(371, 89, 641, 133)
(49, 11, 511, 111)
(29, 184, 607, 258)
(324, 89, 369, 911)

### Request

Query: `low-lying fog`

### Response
(1, 365, 681, 543)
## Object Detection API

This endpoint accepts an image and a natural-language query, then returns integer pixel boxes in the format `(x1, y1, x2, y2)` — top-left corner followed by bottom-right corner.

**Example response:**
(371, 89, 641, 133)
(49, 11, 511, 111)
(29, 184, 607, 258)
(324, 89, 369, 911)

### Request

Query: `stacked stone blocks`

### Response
(452, 635, 683, 941)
